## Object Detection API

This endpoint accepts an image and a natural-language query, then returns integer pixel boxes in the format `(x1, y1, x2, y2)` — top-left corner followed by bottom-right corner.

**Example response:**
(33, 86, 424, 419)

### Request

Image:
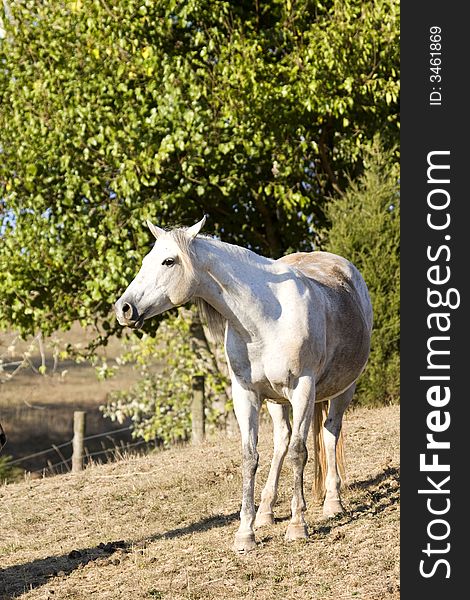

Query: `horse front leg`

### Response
(255, 402, 291, 527)
(232, 380, 261, 553)
(285, 376, 315, 541)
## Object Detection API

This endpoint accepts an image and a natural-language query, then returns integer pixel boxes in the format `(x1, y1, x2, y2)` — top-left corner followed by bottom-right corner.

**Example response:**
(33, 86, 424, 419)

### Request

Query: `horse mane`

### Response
(169, 228, 227, 344)
(170, 228, 197, 282)
(195, 298, 226, 345)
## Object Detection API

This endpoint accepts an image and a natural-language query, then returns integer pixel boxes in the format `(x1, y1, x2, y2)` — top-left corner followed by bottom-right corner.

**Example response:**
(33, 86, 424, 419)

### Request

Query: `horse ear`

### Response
(186, 215, 207, 240)
(147, 219, 165, 240)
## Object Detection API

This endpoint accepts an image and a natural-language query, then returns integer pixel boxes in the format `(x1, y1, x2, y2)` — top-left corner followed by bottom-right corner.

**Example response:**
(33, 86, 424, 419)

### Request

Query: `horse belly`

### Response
(226, 341, 294, 400)
(315, 325, 370, 401)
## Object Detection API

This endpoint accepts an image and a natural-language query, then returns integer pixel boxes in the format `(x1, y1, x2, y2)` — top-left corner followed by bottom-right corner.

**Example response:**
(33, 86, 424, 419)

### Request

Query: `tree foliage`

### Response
(0, 0, 399, 337)
(322, 141, 400, 405)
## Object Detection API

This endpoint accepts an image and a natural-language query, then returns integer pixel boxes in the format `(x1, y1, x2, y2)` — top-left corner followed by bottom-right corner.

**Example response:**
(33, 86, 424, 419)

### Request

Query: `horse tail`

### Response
(312, 400, 346, 501)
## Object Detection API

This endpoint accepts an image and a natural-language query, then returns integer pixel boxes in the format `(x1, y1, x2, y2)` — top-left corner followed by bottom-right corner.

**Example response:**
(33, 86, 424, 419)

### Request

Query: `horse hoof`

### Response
(233, 532, 257, 553)
(255, 512, 275, 528)
(323, 500, 344, 518)
(285, 523, 308, 541)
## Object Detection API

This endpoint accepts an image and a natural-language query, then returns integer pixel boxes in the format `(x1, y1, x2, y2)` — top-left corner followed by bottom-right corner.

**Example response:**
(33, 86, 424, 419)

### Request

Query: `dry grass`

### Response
(0, 404, 399, 600)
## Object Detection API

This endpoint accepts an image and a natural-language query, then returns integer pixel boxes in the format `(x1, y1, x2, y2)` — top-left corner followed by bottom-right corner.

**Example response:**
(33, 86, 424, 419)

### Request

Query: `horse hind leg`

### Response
(322, 384, 356, 518)
(255, 402, 291, 528)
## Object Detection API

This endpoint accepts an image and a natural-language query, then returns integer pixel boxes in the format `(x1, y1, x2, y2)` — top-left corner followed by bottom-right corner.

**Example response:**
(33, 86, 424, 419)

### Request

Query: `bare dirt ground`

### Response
(0, 404, 399, 600)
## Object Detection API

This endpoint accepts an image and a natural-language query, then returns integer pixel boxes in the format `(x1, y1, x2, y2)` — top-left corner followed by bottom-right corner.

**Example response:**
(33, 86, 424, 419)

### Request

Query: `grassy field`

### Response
(0, 404, 399, 600)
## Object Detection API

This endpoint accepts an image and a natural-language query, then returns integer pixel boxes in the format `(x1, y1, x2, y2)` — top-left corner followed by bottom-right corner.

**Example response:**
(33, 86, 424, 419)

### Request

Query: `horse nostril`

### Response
(122, 302, 133, 320)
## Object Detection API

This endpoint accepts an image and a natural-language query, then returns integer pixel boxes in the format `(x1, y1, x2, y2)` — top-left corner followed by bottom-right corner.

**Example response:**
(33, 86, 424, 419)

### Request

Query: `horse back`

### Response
(278, 251, 372, 328)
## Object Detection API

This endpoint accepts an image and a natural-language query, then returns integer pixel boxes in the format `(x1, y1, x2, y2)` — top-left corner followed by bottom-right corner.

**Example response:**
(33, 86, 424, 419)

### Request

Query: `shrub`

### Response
(101, 306, 229, 445)
(322, 142, 400, 405)
(0, 454, 23, 483)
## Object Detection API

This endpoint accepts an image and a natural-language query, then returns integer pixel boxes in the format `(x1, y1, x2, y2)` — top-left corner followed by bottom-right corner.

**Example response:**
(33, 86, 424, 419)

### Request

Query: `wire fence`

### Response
(2, 376, 207, 479)
(2, 422, 157, 477)
(3, 425, 133, 467)
(41, 438, 153, 474)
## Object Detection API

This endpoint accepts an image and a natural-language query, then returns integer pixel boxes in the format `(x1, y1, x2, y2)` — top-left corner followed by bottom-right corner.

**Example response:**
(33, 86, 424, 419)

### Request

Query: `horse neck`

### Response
(193, 237, 275, 339)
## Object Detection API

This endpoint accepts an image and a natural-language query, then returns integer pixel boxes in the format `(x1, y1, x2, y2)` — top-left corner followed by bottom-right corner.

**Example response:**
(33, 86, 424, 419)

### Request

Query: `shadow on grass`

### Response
(148, 511, 239, 542)
(310, 465, 400, 538)
(0, 512, 239, 600)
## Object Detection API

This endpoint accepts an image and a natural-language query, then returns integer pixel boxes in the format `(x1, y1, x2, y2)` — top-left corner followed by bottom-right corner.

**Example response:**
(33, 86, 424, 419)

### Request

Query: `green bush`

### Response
(0, 454, 24, 484)
(322, 142, 399, 405)
(101, 306, 229, 445)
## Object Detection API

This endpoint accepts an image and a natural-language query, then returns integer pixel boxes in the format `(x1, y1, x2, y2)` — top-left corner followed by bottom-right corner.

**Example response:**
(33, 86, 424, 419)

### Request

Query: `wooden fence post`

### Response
(191, 375, 205, 444)
(72, 411, 86, 473)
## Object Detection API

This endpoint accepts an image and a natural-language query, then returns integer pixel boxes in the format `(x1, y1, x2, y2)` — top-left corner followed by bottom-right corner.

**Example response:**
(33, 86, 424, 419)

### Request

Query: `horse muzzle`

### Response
(115, 299, 145, 329)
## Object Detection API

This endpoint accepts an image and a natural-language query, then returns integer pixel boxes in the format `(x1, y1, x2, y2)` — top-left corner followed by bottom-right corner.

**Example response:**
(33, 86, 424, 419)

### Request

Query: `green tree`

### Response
(322, 141, 400, 405)
(0, 0, 399, 338)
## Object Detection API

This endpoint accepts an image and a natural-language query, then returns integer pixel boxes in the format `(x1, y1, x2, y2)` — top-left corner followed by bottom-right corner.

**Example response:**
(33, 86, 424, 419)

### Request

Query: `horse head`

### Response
(115, 216, 206, 329)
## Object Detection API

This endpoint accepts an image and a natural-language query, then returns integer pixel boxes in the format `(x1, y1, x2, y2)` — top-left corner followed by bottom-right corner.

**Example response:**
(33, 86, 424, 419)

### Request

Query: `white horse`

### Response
(115, 217, 373, 553)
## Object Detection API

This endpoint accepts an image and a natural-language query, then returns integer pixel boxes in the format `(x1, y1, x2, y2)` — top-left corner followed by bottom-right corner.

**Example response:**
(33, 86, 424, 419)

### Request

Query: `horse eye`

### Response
(162, 258, 175, 267)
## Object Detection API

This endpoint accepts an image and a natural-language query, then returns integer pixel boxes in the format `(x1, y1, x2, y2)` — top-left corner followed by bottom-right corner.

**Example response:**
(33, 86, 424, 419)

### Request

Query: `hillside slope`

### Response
(0, 405, 399, 600)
